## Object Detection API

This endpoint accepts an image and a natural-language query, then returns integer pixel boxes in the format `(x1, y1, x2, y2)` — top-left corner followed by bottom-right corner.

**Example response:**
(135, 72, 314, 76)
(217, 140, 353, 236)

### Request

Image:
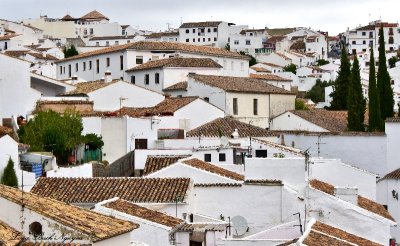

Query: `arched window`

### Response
(29, 222, 43, 237)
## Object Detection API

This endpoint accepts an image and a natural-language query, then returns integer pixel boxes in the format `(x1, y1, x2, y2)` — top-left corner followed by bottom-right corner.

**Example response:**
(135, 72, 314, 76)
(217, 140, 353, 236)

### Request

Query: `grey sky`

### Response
(1, 0, 399, 35)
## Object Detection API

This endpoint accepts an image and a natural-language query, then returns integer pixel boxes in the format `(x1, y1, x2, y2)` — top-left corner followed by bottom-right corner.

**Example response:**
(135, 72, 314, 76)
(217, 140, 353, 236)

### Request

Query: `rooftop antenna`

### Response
(166, 22, 171, 31)
(316, 134, 325, 157)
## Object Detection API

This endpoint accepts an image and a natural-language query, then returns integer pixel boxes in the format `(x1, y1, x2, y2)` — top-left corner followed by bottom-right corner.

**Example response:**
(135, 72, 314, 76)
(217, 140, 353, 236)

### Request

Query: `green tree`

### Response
(305, 80, 333, 103)
(377, 25, 394, 120)
(1, 158, 18, 188)
(63, 44, 79, 58)
(330, 46, 351, 110)
(388, 56, 398, 68)
(317, 59, 329, 66)
(283, 64, 297, 74)
(239, 51, 257, 66)
(347, 55, 365, 131)
(295, 99, 309, 110)
(18, 111, 83, 164)
(368, 47, 384, 131)
(83, 133, 104, 150)
(225, 43, 230, 51)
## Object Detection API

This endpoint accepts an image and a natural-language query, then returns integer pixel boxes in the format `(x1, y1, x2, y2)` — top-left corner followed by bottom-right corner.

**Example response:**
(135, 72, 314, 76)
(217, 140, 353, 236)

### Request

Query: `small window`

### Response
(96, 59, 99, 74)
(208, 28, 211, 33)
(136, 56, 143, 64)
(193, 38, 195, 42)
(59, 66, 62, 74)
(106, 57, 110, 67)
(253, 98, 258, 115)
(106, 41, 109, 46)
(219, 153, 226, 162)
(83, 62, 86, 71)
(75, 63, 78, 72)
(96, 42, 99, 46)
(192, 29, 196, 33)
(186, 29, 189, 34)
(352, 41, 356, 45)
(233, 98, 238, 115)
(29, 222, 43, 237)
(362, 40, 366, 45)
(204, 154, 211, 162)
(204, 97, 209, 102)
(198, 38, 200, 42)
(120, 55, 124, 70)
(213, 28, 217, 32)
(214, 37, 217, 42)
(135, 139, 148, 149)
(203, 38, 205, 42)
(155, 73, 160, 84)
(208, 38, 211, 41)
(115, 41, 119, 45)
(186, 38, 189, 42)
(89, 61, 92, 70)
(362, 32, 366, 36)
(145, 74, 149, 85)
(131, 76, 135, 84)
(234, 40, 239, 45)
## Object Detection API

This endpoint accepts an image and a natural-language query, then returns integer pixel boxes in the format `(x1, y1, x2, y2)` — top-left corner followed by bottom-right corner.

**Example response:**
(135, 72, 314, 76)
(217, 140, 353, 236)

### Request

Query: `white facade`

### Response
(87, 35, 143, 47)
(270, 111, 329, 132)
(377, 178, 400, 241)
(230, 29, 268, 56)
(255, 53, 291, 67)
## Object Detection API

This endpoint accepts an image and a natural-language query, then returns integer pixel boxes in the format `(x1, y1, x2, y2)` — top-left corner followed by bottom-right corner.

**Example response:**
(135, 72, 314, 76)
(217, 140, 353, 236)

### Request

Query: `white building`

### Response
(229, 28, 268, 56)
(185, 74, 296, 128)
(145, 31, 179, 42)
(87, 35, 143, 47)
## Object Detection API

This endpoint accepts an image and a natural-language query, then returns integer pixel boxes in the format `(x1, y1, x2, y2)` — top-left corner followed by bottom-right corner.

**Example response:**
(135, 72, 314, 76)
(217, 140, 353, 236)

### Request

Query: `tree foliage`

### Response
(225, 43, 230, 51)
(330, 46, 351, 110)
(347, 56, 366, 131)
(1, 158, 18, 188)
(388, 56, 398, 68)
(63, 44, 79, 58)
(239, 51, 257, 66)
(295, 99, 309, 110)
(316, 59, 329, 66)
(18, 111, 83, 164)
(83, 133, 104, 151)
(377, 25, 394, 120)
(305, 80, 333, 103)
(283, 64, 297, 74)
(368, 47, 384, 131)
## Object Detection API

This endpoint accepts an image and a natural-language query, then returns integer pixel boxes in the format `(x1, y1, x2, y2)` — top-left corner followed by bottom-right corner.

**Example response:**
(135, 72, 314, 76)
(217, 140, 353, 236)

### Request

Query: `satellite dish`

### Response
(231, 215, 248, 237)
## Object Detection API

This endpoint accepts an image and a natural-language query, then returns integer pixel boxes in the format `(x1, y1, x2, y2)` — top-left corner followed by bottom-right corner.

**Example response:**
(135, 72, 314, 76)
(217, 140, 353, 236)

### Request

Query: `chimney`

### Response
(104, 70, 112, 83)
(231, 129, 239, 139)
(334, 186, 358, 205)
(71, 75, 78, 84)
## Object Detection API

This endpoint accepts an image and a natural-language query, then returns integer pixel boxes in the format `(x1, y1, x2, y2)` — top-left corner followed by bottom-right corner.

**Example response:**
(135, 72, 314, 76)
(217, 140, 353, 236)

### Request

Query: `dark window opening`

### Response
(89, 61, 92, 70)
(233, 98, 238, 115)
(219, 153, 226, 162)
(131, 76, 135, 84)
(204, 97, 209, 102)
(135, 139, 148, 149)
(253, 98, 258, 115)
(96, 59, 99, 74)
(155, 73, 160, 84)
(120, 55, 124, 70)
(29, 222, 43, 237)
(136, 56, 143, 65)
(106, 57, 110, 67)
(145, 74, 150, 85)
(204, 154, 211, 162)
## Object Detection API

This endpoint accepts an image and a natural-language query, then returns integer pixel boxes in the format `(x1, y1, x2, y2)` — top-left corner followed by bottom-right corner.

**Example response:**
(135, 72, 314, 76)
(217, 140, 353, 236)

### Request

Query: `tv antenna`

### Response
(316, 134, 325, 157)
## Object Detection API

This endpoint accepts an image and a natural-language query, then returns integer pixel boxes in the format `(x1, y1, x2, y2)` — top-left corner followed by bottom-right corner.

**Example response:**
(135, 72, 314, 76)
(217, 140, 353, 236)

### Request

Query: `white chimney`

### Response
(334, 186, 358, 205)
(104, 70, 112, 83)
(231, 129, 239, 139)
(71, 75, 78, 85)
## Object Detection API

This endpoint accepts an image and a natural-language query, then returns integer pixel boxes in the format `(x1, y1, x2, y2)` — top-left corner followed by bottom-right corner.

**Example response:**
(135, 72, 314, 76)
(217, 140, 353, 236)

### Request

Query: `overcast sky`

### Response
(1, 0, 399, 35)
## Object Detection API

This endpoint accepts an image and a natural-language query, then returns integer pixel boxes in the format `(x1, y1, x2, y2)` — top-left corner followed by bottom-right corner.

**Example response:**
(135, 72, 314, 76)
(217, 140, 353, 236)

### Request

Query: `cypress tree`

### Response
(368, 47, 383, 131)
(377, 24, 394, 120)
(347, 55, 366, 131)
(330, 45, 351, 110)
(1, 157, 18, 188)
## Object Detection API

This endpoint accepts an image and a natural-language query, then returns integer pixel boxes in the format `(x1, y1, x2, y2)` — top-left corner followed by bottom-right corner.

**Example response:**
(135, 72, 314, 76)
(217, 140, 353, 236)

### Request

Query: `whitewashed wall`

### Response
(377, 179, 400, 241)
(47, 163, 93, 178)
(270, 112, 328, 132)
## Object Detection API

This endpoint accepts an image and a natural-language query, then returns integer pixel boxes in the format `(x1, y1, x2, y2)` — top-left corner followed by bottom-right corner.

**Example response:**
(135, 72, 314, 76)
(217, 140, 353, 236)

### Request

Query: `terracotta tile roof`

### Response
(0, 126, 13, 138)
(180, 21, 222, 28)
(27, 52, 59, 60)
(250, 73, 292, 82)
(194, 183, 242, 187)
(0, 184, 137, 242)
(55, 41, 247, 63)
(186, 117, 277, 138)
(266, 36, 286, 43)
(288, 109, 349, 132)
(244, 179, 282, 185)
(303, 221, 382, 246)
(250, 66, 271, 73)
(379, 168, 400, 181)
(0, 219, 23, 246)
(239, 29, 267, 34)
(290, 41, 306, 50)
(61, 14, 74, 21)
(252, 138, 305, 156)
(261, 62, 283, 68)
(4, 50, 58, 60)
(181, 158, 244, 181)
(31, 177, 191, 204)
(275, 53, 292, 61)
(310, 179, 395, 222)
(61, 80, 119, 95)
(89, 35, 136, 41)
(145, 31, 179, 39)
(189, 74, 294, 95)
(104, 199, 184, 228)
(80, 10, 109, 20)
(179, 223, 227, 232)
(126, 57, 222, 72)
(0, 34, 20, 41)
(119, 96, 197, 117)
(163, 81, 188, 91)
(386, 117, 400, 123)
(266, 28, 296, 36)
(143, 155, 192, 175)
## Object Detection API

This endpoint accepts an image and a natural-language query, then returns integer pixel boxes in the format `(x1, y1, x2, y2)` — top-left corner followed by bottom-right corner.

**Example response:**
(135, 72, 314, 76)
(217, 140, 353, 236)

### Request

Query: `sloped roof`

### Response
(180, 21, 222, 28)
(144, 155, 192, 175)
(80, 10, 109, 20)
(266, 28, 296, 36)
(288, 109, 348, 132)
(261, 62, 283, 68)
(303, 221, 382, 246)
(379, 168, 400, 181)
(119, 96, 198, 117)
(290, 41, 306, 50)
(0, 184, 136, 242)
(250, 66, 271, 73)
(4, 50, 58, 60)
(186, 117, 277, 138)
(239, 29, 267, 34)
(31, 177, 191, 204)
(0, 219, 23, 246)
(126, 57, 222, 72)
(61, 80, 119, 96)
(250, 73, 292, 82)
(163, 81, 188, 91)
(61, 14, 74, 20)
(266, 36, 286, 43)
(309, 179, 395, 222)
(0, 34, 20, 41)
(145, 31, 179, 39)
(181, 158, 244, 181)
(55, 41, 247, 63)
(189, 74, 294, 95)
(104, 199, 184, 228)
(0, 126, 13, 138)
(89, 35, 136, 41)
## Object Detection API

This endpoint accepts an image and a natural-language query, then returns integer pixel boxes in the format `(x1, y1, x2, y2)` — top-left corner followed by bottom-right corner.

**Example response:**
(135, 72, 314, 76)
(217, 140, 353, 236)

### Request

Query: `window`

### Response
(136, 56, 143, 64)
(204, 154, 211, 162)
(208, 38, 211, 41)
(131, 76, 135, 84)
(186, 38, 189, 42)
(155, 73, 160, 84)
(389, 28, 394, 35)
(369, 32, 373, 38)
(75, 63, 78, 72)
(233, 98, 238, 115)
(90, 28, 93, 35)
(208, 28, 211, 33)
(213, 28, 217, 32)
(253, 98, 258, 115)
(84, 29, 87, 35)
(89, 61, 92, 70)
(204, 97, 209, 102)
(362, 32, 366, 36)
(193, 38, 195, 42)
(106, 57, 110, 67)
(106, 41, 109, 46)
(234, 40, 239, 45)
(83, 62, 86, 71)
(145, 74, 149, 85)
(389, 37, 394, 44)
(135, 139, 148, 149)
(4, 41, 7, 50)
(29, 222, 43, 237)
(95, 42, 99, 46)
(198, 38, 200, 42)
(203, 38, 205, 42)
(192, 29, 196, 33)
(246, 40, 251, 45)
(59, 66, 62, 74)
(63, 67, 65, 74)
(362, 40, 366, 45)
(115, 41, 119, 45)
(120, 55, 124, 70)
(219, 153, 226, 162)
(214, 37, 217, 41)
(369, 40, 373, 47)
(352, 41, 356, 45)
(96, 59, 99, 74)
(186, 29, 189, 34)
